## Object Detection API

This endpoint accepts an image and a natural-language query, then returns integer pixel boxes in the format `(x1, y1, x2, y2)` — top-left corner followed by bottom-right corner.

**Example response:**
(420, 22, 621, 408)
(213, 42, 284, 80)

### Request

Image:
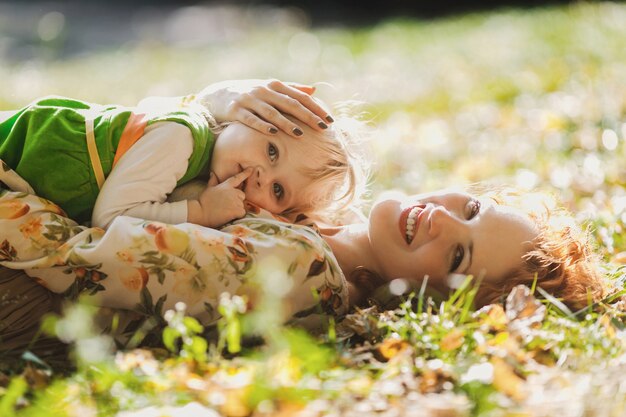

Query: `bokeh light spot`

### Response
(288, 32, 321, 63)
(37, 11, 65, 42)
(602, 129, 619, 151)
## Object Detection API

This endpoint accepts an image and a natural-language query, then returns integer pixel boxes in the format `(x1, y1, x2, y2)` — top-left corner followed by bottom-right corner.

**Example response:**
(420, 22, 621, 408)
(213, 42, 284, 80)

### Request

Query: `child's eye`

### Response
(268, 143, 279, 162)
(450, 245, 464, 273)
(273, 183, 284, 200)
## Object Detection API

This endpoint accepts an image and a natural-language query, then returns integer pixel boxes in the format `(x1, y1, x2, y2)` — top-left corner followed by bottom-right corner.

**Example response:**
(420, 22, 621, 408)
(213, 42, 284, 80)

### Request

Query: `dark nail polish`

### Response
(325, 115, 334, 123)
(269, 127, 278, 134)
(318, 121, 328, 129)
(293, 127, 303, 136)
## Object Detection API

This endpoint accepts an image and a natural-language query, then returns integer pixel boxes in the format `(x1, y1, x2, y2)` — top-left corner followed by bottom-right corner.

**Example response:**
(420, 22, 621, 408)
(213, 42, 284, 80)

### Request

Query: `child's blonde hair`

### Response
(282, 111, 370, 223)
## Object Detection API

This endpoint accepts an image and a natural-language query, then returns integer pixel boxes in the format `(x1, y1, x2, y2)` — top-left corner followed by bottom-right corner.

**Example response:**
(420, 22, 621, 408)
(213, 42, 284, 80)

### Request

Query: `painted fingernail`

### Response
(268, 127, 278, 134)
(325, 115, 334, 123)
(318, 121, 328, 129)
(293, 127, 303, 136)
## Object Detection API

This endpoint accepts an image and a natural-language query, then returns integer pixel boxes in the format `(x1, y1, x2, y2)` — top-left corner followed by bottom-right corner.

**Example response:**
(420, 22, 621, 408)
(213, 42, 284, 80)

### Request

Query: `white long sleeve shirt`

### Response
(91, 121, 196, 229)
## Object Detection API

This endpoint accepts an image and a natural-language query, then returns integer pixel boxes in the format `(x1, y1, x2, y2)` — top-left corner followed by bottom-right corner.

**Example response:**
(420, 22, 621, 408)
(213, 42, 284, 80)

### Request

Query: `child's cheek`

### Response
(244, 192, 272, 214)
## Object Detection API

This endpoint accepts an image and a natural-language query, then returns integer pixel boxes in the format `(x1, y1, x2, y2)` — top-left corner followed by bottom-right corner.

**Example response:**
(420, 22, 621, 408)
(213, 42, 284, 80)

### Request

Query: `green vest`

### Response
(0, 96, 214, 223)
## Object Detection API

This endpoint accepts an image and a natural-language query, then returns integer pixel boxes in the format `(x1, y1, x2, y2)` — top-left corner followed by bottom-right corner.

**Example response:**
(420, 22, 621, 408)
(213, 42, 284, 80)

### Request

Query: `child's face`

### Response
(210, 122, 322, 216)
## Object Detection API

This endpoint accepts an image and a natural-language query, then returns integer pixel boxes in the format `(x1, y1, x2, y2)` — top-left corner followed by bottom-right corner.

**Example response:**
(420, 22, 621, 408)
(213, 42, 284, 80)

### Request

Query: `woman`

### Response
(0, 183, 606, 361)
(323, 188, 605, 310)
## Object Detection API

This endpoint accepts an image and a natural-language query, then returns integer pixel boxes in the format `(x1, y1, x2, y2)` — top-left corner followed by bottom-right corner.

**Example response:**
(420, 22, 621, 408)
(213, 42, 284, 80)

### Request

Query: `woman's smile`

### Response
(399, 204, 426, 244)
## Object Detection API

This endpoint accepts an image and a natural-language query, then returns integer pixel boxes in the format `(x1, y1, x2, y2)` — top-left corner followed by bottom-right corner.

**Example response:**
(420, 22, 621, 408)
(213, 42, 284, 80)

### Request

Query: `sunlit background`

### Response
(4, 4, 626, 414)
(2, 0, 626, 256)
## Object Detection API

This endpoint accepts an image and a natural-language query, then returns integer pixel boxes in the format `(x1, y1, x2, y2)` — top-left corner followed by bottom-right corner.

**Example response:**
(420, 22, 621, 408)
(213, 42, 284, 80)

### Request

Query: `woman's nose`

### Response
(427, 206, 461, 238)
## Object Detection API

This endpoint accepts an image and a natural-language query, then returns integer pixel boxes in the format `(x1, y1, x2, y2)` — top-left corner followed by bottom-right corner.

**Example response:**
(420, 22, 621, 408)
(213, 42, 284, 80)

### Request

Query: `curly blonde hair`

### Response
(289, 113, 370, 223)
(473, 189, 606, 310)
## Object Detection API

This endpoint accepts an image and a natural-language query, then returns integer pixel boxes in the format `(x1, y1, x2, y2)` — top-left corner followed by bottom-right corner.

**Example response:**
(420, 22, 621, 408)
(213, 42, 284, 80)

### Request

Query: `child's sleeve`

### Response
(92, 121, 194, 228)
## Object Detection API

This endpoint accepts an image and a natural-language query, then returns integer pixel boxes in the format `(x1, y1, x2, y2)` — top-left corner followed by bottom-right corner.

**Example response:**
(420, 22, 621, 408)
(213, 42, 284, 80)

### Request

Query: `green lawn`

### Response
(2, 2, 626, 416)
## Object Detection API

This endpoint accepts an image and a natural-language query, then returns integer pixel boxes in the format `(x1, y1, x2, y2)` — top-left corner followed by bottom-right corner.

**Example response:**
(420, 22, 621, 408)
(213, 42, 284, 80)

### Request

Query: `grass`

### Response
(2, 2, 626, 416)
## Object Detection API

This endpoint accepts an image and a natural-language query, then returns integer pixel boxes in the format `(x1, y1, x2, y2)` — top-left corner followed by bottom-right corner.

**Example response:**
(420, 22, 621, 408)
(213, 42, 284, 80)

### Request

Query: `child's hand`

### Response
(195, 79, 334, 137)
(195, 168, 253, 228)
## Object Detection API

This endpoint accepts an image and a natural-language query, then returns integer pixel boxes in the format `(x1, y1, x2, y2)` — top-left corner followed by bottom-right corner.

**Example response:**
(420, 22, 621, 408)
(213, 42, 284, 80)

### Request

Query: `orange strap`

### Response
(113, 112, 148, 167)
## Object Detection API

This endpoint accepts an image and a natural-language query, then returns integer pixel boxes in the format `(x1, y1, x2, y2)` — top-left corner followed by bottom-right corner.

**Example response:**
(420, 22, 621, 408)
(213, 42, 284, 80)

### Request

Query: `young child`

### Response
(0, 87, 366, 229)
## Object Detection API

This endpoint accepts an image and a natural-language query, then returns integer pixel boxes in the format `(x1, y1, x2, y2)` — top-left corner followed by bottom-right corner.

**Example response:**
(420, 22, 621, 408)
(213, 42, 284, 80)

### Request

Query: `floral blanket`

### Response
(0, 161, 348, 331)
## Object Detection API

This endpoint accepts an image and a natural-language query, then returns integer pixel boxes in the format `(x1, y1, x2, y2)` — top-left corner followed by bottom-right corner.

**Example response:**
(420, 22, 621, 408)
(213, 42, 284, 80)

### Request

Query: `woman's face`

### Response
(368, 190, 538, 287)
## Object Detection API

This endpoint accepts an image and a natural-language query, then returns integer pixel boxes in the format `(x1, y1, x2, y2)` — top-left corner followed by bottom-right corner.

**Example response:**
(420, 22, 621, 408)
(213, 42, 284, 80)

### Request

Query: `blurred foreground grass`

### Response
(2, 2, 626, 416)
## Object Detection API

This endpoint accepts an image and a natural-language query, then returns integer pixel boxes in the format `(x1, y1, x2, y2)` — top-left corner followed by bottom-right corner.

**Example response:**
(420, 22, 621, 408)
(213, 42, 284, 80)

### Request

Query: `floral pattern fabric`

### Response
(0, 161, 348, 329)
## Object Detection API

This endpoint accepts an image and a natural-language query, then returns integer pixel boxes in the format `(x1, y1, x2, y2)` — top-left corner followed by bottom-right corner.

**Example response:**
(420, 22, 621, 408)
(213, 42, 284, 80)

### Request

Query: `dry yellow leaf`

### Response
(419, 368, 453, 394)
(378, 338, 410, 361)
(221, 387, 251, 417)
(481, 304, 508, 331)
(441, 329, 465, 352)
(491, 357, 526, 402)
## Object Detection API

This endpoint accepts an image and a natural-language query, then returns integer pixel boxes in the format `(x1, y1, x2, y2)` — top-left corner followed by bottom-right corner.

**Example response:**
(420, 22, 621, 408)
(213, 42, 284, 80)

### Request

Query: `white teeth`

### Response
(405, 206, 421, 242)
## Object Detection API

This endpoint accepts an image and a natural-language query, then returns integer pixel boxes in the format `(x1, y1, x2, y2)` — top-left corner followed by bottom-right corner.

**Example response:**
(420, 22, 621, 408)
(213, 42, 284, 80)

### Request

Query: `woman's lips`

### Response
(399, 204, 425, 244)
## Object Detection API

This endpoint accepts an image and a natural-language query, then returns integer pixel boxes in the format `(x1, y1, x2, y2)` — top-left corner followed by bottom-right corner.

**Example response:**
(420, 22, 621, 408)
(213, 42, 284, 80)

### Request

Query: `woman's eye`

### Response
(467, 199, 481, 219)
(450, 245, 464, 272)
(273, 183, 284, 200)
(268, 143, 279, 162)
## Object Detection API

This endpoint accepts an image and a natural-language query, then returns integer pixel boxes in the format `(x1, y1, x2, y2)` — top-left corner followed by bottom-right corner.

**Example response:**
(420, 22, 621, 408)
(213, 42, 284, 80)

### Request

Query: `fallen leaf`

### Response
(419, 368, 454, 394)
(22, 364, 50, 390)
(505, 285, 546, 333)
(474, 304, 508, 332)
(441, 329, 465, 352)
(490, 357, 526, 402)
(377, 338, 410, 361)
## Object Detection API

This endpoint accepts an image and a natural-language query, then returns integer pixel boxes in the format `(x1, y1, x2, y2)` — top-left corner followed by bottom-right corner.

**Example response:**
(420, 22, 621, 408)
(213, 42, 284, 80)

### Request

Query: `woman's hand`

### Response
(196, 79, 334, 137)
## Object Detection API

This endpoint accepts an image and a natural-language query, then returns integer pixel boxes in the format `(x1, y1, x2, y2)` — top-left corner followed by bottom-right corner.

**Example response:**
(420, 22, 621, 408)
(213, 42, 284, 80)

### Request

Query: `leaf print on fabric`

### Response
(61, 265, 108, 300)
(227, 238, 249, 263)
(318, 283, 345, 314)
(306, 256, 327, 278)
(42, 214, 83, 243)
(0, 199, 30, 219)
(134, 287, 167, 325)
(292, 282, 346, 318)
(0, 239, 17, 261)
(36, 197, 66, 216)
(242, 220, 282, 238)
(226, 237, 255, 273)
(139, 251, 180, 285)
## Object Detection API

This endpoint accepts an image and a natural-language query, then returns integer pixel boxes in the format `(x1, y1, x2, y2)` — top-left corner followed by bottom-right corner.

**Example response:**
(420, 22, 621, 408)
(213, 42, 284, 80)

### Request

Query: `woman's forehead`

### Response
(469, 203, 538, 281)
